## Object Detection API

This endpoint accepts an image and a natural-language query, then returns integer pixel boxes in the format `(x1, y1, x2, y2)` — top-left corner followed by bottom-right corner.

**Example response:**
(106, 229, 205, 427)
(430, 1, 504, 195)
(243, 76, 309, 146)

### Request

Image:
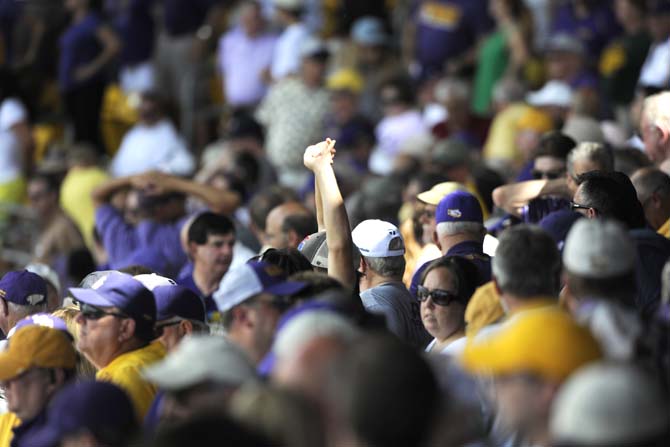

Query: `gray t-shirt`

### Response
(360, 282, 431, 349)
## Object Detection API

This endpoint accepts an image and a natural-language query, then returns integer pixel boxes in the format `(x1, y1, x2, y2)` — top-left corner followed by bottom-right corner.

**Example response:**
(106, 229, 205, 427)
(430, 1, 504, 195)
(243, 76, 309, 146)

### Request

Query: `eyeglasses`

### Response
(532, 169, 565, 180)
(569, 201, 592, 212)
(417, 286, 461, 306)
(79, 303, 128, 320)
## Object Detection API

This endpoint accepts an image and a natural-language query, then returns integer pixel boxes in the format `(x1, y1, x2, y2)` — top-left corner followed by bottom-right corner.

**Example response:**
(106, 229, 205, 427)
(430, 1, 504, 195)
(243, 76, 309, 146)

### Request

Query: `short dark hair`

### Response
(420, 256, 480, 305)
(380, 77, 415, 106)
(492, 225, 561, 298)
(534, 132, 576, 161)
(576, 171, 646, 229)
(188, 212, 235, 245)
(260, 248, 313, 276)
(565, 271, 637, 308)
(281, 214, 318, 242)
(248, 186, 298, 231)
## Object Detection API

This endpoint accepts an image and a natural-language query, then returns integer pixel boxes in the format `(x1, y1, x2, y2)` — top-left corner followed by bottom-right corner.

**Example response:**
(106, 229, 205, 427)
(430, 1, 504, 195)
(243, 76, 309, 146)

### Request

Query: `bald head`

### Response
(631, 167, 670, 230)
(265, 202, 316, 249)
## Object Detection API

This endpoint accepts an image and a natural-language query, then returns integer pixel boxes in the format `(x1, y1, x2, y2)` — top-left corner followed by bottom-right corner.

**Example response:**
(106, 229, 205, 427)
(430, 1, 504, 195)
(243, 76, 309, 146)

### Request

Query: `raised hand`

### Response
(303, 138, 336, 172)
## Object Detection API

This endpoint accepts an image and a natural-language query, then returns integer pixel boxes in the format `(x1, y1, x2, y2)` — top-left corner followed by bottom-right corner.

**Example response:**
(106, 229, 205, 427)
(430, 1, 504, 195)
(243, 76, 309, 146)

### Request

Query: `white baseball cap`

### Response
(213, 261, 307, 313)
(563, 219, 635, 278)
(143, 335, 257, 390)
(133, 273, 176, 291)
(351, 220, 405, 258)
(550, 362, 669, 445)
(526, 80, 573, 108)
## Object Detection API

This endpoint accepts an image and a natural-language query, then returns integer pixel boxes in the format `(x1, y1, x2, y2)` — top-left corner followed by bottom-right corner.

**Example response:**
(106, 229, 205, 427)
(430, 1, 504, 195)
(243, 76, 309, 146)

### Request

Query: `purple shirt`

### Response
(551, 1, 621, 59)
(59, 13, 105, 91)
(95, 205, 191, 277)
(218, 27, 277, 107)
(414, 0, 493, 76)
(176, 272, 217, 313)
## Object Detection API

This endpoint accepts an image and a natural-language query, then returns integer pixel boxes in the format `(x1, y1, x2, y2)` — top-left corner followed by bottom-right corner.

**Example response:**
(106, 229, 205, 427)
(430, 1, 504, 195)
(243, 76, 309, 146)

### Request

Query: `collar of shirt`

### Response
(658, 216, 670, 239)
(446, 240, 486, 257)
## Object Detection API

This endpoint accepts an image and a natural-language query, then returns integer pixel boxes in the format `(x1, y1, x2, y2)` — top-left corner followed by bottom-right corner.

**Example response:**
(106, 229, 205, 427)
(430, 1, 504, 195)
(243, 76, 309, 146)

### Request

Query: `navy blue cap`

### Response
(154, 285, 206, 323)
(69, 272, 156, 324)
(21, 380, 137, 447)
(435, 191, 483, 224)
(538, 209, 583, 251)
(0, 270, 47, 306)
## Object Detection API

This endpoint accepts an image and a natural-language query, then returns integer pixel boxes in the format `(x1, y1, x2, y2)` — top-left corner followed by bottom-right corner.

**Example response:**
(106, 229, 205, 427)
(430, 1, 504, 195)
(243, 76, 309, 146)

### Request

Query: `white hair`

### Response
(567, 142, 614, 174)
(434, 78, 470, 103)
(643, 91, 670, 131)
(436, 222, 485, 241)
(272, 310, 360, 363)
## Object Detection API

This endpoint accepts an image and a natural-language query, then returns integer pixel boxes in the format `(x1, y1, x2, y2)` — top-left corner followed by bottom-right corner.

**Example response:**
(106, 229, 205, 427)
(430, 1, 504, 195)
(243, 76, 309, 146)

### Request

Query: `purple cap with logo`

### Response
(154, 285, 206, 323)
(435, 191, 483, 224)
(213, 261, 307, 313)
(69, 272, 156, 325)
(21, 380, 137, 447)
(0, 270, 47, 306)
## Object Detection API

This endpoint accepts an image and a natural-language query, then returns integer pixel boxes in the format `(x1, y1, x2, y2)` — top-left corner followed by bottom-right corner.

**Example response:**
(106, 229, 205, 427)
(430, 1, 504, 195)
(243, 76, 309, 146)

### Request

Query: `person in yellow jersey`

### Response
(0, 325, 77, 447)
(69, 271, 165, 420)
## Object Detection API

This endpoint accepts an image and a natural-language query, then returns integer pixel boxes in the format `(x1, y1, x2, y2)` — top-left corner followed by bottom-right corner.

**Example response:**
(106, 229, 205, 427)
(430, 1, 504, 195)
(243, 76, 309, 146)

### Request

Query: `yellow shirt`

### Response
(658, 217, 670, 239)
(96, 341, 166, 420)
(0, 412, 20, 447)
(483, 103, 533, 163)
(59, 166, 109, 249)
(465, 281, 505, 338)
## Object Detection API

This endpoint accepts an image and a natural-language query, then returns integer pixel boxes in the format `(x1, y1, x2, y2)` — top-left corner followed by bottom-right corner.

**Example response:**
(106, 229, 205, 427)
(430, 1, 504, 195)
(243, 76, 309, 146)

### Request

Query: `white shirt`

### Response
(0, 98, 27, 183)
(369, 109, 428, 175)
(639, 37, 670, 88)
(425, 336, 467, 356)
(110, 119, 195, 177)
(270, 22, 308, 80)
(218, 27, 277, 107)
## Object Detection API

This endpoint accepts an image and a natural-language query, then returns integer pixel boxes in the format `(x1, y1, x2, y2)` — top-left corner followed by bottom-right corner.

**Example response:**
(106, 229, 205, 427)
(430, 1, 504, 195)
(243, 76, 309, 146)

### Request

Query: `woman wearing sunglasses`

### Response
(417, 256, 479, 355)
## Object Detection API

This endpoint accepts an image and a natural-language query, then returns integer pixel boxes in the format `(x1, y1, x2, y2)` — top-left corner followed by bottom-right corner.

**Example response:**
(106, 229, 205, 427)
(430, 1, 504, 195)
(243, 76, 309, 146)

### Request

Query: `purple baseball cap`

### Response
(8, 313, 71, 340)
(435, 191, 483, 224)
(0, 270, 47, 306)
(69, 272, 156, 325)
(21, 380, 137, 447)
(154, 285, 206, 323)
(213, 261, 307, 313)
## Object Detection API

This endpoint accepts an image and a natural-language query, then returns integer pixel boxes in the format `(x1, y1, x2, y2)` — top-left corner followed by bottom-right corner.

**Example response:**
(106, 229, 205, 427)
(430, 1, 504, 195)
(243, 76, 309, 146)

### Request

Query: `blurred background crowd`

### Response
(0, 0, 669, 446)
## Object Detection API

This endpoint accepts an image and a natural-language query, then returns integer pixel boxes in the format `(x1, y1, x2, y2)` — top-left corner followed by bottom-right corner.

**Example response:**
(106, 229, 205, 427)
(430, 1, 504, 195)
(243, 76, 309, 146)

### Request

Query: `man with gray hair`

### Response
(352, 219, 430, 348)
(492, 225, 561, 315)
(410, 191, 490, 299)
(494, 140, 613, 217)
(640, 91, 670, 166)
(561, 219, 642, 360)
(631, 167, 670, 237)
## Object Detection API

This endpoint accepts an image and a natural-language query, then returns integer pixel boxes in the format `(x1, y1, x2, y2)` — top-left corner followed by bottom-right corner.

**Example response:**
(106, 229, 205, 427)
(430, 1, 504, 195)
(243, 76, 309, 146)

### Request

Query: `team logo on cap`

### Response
(447, 209, 462, 218)
(91, 275, 109, 290)
(26, 294, 45, 305)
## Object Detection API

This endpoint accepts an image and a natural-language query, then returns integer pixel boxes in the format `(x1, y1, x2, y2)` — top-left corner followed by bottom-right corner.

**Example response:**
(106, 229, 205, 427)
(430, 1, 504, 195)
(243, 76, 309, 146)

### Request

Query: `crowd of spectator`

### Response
(0, 0, 670, 446)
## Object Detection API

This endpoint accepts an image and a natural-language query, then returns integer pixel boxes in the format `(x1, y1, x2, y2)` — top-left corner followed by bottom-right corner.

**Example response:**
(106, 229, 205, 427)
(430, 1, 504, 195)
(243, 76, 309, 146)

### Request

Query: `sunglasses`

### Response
(569, 201, 592, 212)
(532, 170, 564, 180)
(417, 286, 461, 306)
(79, 303, 128, 320)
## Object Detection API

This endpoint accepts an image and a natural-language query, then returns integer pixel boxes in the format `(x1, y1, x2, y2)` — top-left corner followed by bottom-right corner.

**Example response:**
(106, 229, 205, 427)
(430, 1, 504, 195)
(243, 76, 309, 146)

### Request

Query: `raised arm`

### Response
(91, 176, 134, 207)
(304, 139, 356, 289)
(133, 171, 241, 215)
(492, 178, 571, 216)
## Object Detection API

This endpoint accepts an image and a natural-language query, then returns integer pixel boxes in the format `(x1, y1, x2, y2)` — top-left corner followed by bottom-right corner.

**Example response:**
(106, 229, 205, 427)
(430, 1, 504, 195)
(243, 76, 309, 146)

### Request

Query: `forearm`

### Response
(167, 176, 241, 215)
(492, 180, 548, 216)
(315, 180, 325, 231)
(314, 165, 355, 288)
(92, 176, 133, 207)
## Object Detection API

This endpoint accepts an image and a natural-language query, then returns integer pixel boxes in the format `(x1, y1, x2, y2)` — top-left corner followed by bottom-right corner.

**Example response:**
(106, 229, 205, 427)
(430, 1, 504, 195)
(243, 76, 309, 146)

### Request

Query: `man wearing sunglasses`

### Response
(213, 261, 307, 364)
(69, 272, 165, 421)
(153, 285, 208, 352)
